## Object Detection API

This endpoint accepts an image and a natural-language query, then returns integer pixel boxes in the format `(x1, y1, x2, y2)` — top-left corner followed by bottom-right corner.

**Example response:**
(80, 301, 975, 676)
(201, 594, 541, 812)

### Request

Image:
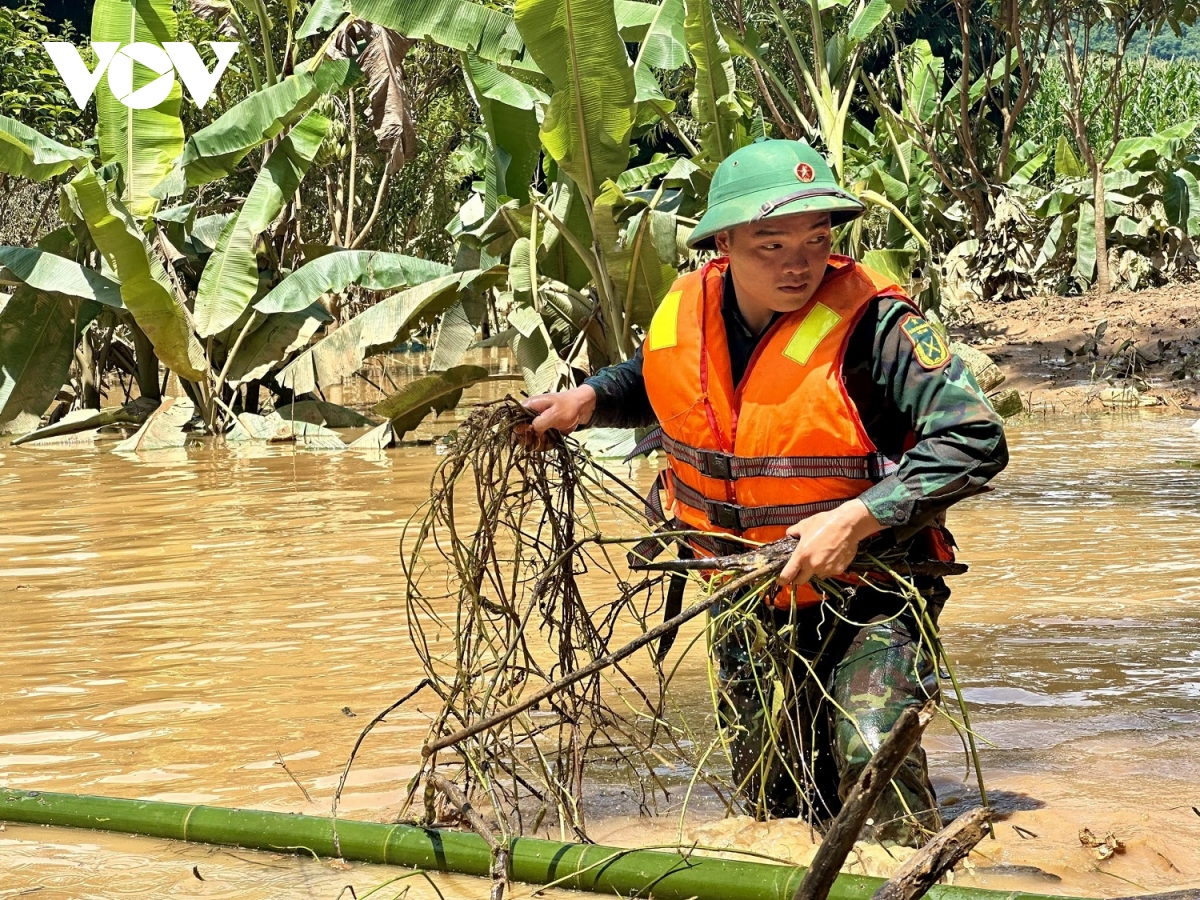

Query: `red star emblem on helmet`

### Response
(795, 162, 815, 183)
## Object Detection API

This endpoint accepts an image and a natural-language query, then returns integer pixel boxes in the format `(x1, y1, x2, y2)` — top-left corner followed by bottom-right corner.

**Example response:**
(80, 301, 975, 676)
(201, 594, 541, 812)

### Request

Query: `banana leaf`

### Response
(615, 0, 663, 40)
(0, 288, 101, 434)
(254, 251, 453, 315)
(1054, 136, 1086, 180)
(194, 112, 331, 337)
(275, 400, 377, 427)
(515, 0, 636, 199)
(156, 59, 357, 196)
(539, 175, 594, 290)
(373, 364, 489, 437)
(636, 0, 686, 70)
(277, 272, 469, 394)
(1165, 167, 1200, 235)
(464, 53, 542, 206)
(1073, 199, 1097, 283)
(67, 167, 208, 380)
(594, 181, 675, 331)
(11, 397, 159, 445)
(0, 115, 90, 181)
(847, 0, 891, 43)
(92, 0, 184, 216)
(0, 247, 123, 308)
(112, 396, 193, 452)
(902, 40, 943, 124)
(348, 0, 531, 69)
(223, 304, 328, 387)
(347, 420, 396, 448)
(297, 0, 349, 38)
(861, 248, 917, 286)
(616, 155, 677, 190)
(684, 0, 740, 163)
(429, 293, 488, 371)
(508, 303, 567, 393)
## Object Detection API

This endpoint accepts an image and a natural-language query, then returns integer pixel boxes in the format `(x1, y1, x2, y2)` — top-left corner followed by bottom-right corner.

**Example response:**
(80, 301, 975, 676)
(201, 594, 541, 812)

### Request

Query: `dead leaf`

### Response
(328, 858, 352, 870)
(192, 865, 205, 881)
(1079, 827, 1124, 860)
(356, 24, 417, 172)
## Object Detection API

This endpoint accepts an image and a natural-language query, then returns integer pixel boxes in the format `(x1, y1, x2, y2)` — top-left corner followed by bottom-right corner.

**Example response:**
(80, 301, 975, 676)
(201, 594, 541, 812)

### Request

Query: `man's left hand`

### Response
(778, 499, 884, 586)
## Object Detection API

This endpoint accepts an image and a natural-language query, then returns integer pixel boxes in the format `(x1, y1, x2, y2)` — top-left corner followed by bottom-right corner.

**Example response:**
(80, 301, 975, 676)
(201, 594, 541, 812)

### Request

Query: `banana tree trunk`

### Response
(1092, 167, 1110, 294)
(130, 321, 162, 401)
(0, 789, 1085, 900)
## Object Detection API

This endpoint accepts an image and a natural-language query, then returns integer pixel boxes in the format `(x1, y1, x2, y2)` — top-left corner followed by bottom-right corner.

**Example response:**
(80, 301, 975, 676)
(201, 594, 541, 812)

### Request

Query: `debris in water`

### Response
(1079, 827, 1125, 860)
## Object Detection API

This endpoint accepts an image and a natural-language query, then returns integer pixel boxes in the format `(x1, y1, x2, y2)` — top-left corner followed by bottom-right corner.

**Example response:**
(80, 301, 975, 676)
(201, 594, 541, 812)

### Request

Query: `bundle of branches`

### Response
(397, 398, 695, 840)
(385, 397, 985, 849)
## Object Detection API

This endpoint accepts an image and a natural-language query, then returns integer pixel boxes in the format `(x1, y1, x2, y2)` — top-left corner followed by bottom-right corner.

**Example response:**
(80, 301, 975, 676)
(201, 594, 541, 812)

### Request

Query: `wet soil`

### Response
(952, 284, 1200, 414)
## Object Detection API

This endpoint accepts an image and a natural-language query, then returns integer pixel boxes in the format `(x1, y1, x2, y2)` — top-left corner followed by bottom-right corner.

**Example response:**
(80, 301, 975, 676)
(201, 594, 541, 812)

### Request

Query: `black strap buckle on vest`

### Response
(704, 499, 743, 531)
(697, 449, 733, 480)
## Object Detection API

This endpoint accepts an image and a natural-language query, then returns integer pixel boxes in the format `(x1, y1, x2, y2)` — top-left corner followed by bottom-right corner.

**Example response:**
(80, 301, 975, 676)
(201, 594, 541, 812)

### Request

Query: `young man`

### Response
(523, 139, 1007, 846)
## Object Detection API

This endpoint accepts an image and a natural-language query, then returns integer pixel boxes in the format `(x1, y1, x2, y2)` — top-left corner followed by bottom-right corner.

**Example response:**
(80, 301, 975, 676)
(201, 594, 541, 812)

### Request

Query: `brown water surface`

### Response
(2, 411, 1200, 898)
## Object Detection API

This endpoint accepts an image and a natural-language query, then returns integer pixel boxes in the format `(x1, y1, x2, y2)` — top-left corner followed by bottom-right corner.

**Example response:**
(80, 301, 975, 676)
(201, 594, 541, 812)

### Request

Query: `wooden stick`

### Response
(871, 807, 990, 900)
(430, 774, 508, 900)
(792, 701, 938, 900)
(422, 561, 779, 757)
(629, 537, 967, 578)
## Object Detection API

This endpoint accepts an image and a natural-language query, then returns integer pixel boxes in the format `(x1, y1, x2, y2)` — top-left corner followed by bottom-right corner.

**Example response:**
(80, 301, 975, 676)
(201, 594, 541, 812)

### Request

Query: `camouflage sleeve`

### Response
(855, 300, 1009, 534)
(581, 345, 659, 429)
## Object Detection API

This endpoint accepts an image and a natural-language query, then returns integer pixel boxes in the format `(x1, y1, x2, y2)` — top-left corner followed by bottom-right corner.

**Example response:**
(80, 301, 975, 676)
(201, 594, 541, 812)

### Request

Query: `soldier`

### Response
(522, 139, 1007, 846)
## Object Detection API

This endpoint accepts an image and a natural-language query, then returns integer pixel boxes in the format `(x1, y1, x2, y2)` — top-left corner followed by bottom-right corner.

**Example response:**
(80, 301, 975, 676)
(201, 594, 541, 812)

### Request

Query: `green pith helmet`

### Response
(688, 139, 865, 250)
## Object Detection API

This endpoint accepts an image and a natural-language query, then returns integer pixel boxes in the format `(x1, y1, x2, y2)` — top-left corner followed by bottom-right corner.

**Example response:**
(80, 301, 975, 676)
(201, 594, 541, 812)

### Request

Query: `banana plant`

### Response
(314, 0, 754, 409)
(1029, 120, 1200, 291)
(0, 0, 494, 441)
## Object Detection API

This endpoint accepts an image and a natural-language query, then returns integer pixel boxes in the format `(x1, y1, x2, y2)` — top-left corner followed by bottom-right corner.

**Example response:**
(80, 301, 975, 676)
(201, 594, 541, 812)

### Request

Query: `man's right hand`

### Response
(522, 385, 598, 436)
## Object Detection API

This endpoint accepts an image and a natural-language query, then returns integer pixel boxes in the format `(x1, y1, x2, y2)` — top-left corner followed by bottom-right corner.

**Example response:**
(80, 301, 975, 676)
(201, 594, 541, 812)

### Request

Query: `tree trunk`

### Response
(77, 331, 101, 410)
(129, 321, 162, 401)
(1093, 165, 1110, 294)
(244, 381, 260, 415)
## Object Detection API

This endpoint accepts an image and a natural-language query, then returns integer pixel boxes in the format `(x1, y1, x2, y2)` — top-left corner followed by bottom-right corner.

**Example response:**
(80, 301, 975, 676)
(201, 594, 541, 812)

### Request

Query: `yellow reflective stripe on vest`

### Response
(647, 290, 683, 350)
(781, 302, 841, 365)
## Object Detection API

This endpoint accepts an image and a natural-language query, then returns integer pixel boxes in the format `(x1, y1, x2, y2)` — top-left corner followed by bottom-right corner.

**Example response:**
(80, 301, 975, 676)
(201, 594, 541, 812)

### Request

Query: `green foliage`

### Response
(0, 2, 87, 147)
(1021, 56, 1200, 161)
(1029, 120, 1200, 291)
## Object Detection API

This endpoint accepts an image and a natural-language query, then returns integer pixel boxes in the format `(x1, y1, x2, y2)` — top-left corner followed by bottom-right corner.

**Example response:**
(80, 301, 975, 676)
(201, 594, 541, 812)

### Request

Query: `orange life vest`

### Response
(640, 255, 918, 606)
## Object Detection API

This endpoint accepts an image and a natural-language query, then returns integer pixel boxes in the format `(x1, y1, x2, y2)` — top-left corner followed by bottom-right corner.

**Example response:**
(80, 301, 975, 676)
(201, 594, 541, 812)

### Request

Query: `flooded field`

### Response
(2, 411, 1199, 898)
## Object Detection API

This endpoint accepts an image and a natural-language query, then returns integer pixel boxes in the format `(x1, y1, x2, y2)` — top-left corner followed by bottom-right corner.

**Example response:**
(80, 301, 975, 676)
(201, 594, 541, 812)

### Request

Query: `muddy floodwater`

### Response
(2, 411, 1200, 898)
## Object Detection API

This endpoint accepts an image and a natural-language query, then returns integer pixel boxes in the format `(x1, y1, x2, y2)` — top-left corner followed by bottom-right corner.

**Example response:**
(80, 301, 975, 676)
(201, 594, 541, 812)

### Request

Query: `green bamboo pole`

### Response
(0, 789, 1083, 900)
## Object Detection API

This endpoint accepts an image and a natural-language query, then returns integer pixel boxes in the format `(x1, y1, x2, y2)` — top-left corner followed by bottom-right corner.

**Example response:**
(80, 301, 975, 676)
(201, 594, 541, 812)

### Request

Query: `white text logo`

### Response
(44, 42, 240, 110)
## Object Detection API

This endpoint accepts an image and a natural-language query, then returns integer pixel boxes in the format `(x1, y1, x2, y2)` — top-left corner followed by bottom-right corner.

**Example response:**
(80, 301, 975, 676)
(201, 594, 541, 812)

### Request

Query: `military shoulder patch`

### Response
(899, 315, 950, 370)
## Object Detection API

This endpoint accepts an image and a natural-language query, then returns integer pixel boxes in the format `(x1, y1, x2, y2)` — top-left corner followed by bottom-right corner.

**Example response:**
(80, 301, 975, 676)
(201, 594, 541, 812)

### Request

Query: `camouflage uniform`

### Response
(584, 268, 1007, 846)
